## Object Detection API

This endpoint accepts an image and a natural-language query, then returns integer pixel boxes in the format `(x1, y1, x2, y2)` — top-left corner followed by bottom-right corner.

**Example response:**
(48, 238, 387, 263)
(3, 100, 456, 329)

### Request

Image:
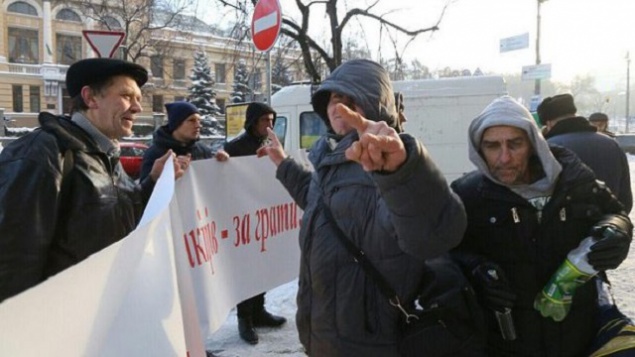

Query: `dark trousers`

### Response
(237, 293, 265, 319)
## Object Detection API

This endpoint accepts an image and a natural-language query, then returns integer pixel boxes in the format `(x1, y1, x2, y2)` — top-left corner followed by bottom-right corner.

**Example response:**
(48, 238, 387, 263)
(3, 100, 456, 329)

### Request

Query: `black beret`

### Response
(66, 58, 148, 98)
(537, 94, 577, 125)
(589, 112, 609, 122)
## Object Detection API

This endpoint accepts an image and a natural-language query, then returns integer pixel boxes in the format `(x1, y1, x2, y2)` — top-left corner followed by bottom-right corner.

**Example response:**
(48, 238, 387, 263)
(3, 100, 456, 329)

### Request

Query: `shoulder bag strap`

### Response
(318, 195, 418, 322)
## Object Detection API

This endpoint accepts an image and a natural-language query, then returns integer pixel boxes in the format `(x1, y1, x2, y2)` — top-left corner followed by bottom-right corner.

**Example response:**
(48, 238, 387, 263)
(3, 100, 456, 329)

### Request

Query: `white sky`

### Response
(198, 0, 635, 91)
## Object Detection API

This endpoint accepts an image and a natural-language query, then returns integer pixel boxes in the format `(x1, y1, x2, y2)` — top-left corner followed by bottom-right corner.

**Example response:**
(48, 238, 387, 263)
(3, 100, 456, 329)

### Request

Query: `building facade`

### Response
(0, 0, 301, 127)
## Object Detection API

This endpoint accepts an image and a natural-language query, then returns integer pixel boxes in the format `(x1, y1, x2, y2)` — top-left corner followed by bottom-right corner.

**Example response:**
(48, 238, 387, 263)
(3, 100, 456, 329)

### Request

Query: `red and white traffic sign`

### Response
(251, 0, 282, 52)
(82, 30, 125, 58)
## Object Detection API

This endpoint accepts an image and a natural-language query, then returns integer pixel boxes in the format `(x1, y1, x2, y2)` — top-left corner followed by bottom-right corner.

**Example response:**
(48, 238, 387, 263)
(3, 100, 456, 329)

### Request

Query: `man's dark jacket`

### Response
(545, 116, 632, 213)
(451, 146, 630, 357)
(140, 125, 214, 181)
(0, 113, 154, 302)
(223, 130, 263, 157)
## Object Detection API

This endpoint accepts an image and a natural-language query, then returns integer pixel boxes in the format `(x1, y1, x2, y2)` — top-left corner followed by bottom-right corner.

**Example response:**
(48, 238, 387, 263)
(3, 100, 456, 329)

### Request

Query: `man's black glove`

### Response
(587, 215, 633, 271)
(470, 261, 517, 312)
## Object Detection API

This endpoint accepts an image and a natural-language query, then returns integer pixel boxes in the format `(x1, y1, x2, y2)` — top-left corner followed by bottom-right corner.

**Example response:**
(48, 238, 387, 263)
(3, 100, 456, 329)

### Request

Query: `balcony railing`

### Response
(8, 63, 41, 75)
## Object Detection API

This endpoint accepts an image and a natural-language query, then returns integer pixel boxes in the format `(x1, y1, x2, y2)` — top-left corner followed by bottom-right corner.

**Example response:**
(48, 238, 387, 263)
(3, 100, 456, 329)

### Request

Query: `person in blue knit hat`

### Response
(140, 101, 228, 181)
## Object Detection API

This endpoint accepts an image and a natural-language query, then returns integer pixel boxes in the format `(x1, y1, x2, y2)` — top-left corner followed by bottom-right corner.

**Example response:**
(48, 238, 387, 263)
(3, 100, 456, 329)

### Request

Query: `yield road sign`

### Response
(82, 30, 125, 58)
(251, 0, 282, 52)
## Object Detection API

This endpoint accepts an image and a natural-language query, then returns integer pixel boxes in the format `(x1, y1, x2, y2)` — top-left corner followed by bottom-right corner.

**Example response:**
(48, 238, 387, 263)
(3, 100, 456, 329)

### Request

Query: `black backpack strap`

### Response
(318, 195, 418, 322)
(62, 149, 74, 180)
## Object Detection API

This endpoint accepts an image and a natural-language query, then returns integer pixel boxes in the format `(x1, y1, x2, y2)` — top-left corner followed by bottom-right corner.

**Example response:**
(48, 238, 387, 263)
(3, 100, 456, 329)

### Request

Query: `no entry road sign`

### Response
(251, 0, 281, 52)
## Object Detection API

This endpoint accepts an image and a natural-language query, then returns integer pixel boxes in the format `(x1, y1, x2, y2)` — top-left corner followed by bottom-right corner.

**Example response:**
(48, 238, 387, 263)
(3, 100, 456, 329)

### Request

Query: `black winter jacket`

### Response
(0, 113, 154, 302)
(451, 146, 630, 357)
(545, 116, 632, 213)
(223, 130, 263, 157)
(140, 125, 214, 181)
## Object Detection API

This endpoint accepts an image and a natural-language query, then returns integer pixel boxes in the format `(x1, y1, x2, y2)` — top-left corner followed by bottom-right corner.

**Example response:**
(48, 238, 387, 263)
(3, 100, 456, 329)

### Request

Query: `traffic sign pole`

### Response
(266, 50, 272, 104)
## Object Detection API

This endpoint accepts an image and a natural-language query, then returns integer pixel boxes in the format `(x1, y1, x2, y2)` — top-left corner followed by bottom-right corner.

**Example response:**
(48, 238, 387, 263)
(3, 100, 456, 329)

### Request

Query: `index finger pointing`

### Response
(266, 127, 281, 146)
(335, 103, 369, 133)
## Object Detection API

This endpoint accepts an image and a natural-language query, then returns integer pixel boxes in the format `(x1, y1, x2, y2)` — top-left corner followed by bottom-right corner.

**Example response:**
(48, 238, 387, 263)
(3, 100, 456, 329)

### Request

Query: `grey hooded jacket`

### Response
(275, 59, 467, 356)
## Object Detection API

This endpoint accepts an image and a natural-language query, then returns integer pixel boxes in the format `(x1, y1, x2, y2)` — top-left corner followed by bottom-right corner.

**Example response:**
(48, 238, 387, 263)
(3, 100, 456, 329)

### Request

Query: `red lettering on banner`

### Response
(182, 207, 219, 273)
(253, 201, 299, 252)
(233, 213, 251, 247)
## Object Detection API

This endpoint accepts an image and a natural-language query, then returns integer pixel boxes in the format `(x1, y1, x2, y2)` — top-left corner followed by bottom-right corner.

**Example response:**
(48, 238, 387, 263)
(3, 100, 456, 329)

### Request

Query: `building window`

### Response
(101, 16, 122, 30)
(7, 1, 37, 16)
(250, 69, 262, 92)
(152, 95, 164, 113)
(12, 85, 23, 112)
(8, 28, 39, 64)
(151, 56, 164, 78)
(216, 99, 225, 113)
(30, 86, 40, 113)
(56, 8, 81, 22)
(173, 59, 185, 80)
(56, 34, 82, 65)
(215, 63, 226, 83)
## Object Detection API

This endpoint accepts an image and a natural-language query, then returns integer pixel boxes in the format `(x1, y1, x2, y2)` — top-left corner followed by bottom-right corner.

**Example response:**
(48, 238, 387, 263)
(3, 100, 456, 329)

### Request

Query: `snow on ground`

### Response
(205, 154, 635, 357)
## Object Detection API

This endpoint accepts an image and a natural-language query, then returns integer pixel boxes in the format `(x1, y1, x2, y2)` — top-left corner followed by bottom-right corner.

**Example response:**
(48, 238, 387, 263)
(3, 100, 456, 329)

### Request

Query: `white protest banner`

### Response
(172, 155, 302, 340)
(0, 155, 302, 357)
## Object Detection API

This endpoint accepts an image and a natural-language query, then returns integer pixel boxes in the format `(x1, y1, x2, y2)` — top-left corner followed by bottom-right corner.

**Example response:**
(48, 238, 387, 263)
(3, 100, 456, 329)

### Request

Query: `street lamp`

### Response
(535, 0, 548, 96)
(626, 52, 631, 133)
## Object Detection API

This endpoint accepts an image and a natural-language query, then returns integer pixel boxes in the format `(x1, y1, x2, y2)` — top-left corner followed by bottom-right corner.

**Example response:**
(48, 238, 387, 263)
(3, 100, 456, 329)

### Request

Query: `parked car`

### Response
(119, 142, 148, 179)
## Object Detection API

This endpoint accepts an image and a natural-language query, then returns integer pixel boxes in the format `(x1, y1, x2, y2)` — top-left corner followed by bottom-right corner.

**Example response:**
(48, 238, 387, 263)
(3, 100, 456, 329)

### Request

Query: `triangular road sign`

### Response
(82, 30, 125, 58)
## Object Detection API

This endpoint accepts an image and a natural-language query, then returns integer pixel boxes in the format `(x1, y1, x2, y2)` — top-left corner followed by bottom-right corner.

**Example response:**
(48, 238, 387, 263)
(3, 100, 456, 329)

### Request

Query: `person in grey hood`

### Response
(256, 59, 468, 356)
(450, 96, 632, 356)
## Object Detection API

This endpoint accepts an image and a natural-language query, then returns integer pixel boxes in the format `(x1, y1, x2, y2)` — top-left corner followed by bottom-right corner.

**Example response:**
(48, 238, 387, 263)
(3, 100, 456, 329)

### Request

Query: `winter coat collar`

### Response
(153, 125, 198, 150)
(38, 112, 90, 152)
(544, 116, 597, 139)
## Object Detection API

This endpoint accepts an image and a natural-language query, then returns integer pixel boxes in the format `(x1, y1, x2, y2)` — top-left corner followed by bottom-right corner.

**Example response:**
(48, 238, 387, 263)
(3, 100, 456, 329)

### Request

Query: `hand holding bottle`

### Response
(534, 236, 597, 322)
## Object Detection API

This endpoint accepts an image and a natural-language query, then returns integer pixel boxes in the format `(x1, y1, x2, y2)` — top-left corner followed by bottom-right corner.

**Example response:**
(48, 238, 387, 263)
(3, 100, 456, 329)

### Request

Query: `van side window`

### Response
(300, 112, 327, 149)
(273, 115, 287, 148)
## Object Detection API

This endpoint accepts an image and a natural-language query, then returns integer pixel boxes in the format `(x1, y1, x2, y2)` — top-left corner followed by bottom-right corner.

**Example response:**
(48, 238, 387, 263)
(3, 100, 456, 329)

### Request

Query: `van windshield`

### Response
(273, 116, 287, 148)
(300, 112, 327, 149)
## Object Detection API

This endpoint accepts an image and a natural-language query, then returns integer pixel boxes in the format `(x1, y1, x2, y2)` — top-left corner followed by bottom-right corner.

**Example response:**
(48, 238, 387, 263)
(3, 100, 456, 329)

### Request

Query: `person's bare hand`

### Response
(337, 104, 406, 172)
(150, 150, 187, 181)
(256, 128, 287, 166)
(214, 150, 229, 162)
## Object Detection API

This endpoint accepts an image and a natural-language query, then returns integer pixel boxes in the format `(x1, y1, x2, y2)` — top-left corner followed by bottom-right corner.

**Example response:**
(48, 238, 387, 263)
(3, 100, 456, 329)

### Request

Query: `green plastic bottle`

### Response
(533, 236, 598, 322)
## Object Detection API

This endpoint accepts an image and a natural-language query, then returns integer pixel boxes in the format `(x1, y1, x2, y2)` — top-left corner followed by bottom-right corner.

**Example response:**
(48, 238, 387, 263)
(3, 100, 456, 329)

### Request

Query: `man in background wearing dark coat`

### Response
(140, 101, 227, 182)
(538, 94, 632, 213)
(588, 112, 616, 137)
(222, 102, 286, 345)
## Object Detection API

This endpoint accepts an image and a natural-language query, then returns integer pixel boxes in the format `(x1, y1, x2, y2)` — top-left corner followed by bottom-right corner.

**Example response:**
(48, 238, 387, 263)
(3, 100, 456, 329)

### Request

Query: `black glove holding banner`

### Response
(588, 215, 633, 271)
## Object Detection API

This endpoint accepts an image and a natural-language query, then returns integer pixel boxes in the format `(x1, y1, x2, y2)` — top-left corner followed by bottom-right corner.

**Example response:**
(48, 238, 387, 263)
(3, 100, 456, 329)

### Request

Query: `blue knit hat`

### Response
(166, 101, 199, 132)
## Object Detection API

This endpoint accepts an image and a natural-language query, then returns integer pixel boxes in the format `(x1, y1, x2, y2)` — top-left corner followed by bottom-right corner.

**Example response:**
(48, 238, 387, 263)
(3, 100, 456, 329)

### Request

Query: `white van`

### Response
(228, 76, 507, 181)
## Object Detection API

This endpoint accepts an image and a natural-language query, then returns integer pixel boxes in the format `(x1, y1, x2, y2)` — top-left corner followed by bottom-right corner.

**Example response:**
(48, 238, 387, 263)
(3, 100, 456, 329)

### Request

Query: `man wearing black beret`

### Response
(222, 102, 287, 345)
(538, 93, 632, 212)
(0, 58, 186, 303)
